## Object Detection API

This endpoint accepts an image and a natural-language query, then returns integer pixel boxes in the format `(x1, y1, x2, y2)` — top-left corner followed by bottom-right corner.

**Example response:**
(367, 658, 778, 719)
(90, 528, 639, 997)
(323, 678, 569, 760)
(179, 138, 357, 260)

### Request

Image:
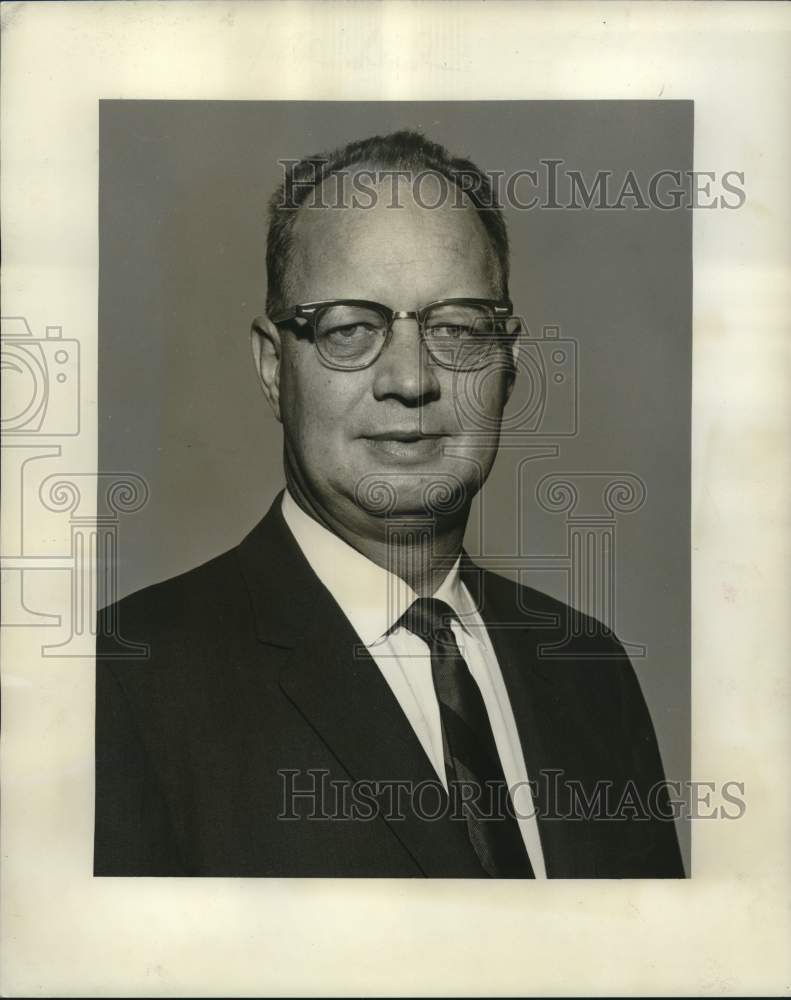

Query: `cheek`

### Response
(280, 354, 359, 450)
(450, 366, 511, 434)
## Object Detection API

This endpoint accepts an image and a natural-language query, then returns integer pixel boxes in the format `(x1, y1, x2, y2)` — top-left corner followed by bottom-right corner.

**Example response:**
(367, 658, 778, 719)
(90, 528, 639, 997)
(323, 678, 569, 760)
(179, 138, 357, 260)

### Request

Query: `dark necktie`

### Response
(400, 597, 534, 877)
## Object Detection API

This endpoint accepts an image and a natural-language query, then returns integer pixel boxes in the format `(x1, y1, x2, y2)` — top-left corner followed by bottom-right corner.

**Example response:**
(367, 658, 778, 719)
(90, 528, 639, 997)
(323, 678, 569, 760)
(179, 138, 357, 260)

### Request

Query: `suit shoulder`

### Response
(475, 568, 658, 741)
(477, 565, 623, 653)
(97, 543, 247, 651)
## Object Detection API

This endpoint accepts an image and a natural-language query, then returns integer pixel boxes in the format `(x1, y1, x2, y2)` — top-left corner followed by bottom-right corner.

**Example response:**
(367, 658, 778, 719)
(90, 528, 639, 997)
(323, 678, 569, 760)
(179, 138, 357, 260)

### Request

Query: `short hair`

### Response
(265, 129, 510, 316)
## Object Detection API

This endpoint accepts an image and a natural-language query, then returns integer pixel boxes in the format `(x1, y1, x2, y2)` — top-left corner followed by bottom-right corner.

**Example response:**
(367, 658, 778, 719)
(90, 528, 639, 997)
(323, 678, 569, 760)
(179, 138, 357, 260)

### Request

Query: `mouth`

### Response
(361, 432, 447, 462)
(365, 431, 445, 442)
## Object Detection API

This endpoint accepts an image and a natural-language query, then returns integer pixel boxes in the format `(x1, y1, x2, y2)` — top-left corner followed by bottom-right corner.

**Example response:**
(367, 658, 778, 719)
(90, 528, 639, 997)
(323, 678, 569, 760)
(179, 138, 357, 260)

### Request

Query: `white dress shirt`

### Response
(281, 490, 546, 878)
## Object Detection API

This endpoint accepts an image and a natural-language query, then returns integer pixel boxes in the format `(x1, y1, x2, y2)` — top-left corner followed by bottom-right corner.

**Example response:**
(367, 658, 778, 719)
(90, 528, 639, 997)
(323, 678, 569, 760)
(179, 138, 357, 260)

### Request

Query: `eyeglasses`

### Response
(269, 297, 517, 371)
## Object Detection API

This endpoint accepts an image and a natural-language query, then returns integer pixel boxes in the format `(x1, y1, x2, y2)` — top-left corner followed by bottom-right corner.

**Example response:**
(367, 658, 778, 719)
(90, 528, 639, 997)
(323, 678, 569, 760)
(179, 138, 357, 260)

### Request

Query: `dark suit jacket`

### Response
(95, 494, 684, 878)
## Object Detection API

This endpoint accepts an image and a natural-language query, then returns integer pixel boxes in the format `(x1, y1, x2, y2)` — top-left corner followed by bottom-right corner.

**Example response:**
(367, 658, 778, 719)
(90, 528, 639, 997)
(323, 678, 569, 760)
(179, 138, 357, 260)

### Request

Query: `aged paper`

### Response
(2, 1, 789, 994)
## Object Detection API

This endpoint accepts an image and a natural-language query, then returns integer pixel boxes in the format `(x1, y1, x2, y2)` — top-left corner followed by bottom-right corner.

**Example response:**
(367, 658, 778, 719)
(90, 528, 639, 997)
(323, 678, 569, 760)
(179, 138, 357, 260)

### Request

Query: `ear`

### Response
(251, 315, 282, 422)
(503, 316, 521, 403)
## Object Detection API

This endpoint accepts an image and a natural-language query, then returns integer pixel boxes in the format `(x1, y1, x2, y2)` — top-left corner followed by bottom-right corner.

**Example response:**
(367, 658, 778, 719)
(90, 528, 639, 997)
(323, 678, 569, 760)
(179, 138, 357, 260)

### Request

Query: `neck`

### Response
(285, 469, 468, 597)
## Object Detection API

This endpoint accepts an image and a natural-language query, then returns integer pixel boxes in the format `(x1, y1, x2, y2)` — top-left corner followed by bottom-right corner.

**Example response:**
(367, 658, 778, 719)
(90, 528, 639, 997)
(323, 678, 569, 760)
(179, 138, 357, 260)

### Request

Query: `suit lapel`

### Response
(237, 500, 584, 876)
(236, 496, 484, 877)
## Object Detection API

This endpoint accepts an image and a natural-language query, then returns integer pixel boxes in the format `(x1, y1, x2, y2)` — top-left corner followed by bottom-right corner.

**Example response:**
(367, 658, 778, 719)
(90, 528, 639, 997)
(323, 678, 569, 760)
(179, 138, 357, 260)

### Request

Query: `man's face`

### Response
(264, 175, 517, 535)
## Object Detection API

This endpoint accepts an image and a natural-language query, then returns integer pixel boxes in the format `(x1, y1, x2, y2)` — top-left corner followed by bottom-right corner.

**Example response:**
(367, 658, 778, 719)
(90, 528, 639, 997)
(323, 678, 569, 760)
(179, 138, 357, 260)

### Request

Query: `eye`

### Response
(325, 323, 377, 340)
(425, 323, 475, 339)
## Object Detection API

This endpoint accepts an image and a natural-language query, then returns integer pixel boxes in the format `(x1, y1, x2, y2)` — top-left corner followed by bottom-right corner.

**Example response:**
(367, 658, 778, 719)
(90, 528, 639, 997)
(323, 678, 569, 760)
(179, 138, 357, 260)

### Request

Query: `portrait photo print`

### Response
(95, 100, 693, 878)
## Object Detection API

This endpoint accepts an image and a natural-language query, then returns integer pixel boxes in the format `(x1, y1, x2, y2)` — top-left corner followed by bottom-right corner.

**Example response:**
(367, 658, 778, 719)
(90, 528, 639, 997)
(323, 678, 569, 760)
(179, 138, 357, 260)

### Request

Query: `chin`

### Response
(348, 468, 473, 521)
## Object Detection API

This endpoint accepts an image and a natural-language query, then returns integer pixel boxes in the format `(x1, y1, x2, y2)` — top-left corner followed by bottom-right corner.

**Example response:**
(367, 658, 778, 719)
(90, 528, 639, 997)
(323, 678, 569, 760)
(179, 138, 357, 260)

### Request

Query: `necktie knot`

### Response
(399, 597, 457, 648)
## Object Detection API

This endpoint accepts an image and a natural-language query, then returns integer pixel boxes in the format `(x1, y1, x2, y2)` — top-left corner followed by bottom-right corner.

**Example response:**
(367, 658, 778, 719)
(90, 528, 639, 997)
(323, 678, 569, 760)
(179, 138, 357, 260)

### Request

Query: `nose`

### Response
(371, 317, 441, 406)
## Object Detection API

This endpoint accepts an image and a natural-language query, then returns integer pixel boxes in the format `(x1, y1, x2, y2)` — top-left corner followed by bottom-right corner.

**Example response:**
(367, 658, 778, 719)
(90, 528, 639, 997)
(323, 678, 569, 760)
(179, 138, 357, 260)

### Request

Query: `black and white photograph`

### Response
(96, 101, 694, 879)
(1, 2, 789, 996)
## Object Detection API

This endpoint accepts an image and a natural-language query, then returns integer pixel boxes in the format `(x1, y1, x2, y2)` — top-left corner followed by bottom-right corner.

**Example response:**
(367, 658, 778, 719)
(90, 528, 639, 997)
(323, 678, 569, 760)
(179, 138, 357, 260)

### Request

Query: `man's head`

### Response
(252, 130, 519, 540)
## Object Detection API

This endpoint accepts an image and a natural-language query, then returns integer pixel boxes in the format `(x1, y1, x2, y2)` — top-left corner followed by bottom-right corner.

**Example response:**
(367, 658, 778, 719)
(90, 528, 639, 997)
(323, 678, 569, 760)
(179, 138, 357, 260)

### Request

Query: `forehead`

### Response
(286, 172, 497, 305)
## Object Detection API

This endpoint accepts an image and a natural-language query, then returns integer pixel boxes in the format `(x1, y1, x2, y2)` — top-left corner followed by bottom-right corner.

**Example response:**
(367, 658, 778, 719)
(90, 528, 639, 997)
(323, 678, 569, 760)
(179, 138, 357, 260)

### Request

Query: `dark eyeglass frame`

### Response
(267, 297, 516, 371)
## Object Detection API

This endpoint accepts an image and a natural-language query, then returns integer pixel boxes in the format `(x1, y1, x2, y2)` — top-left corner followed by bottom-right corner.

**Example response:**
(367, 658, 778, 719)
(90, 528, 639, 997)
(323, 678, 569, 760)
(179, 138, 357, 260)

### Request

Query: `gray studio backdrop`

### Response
(99, 100, 692, 871)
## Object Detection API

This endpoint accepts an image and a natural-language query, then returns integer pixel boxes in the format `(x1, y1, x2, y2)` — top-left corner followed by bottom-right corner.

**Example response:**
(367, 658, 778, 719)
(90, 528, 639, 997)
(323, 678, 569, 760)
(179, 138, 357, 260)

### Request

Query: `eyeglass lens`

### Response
(313, 302, 507, 370)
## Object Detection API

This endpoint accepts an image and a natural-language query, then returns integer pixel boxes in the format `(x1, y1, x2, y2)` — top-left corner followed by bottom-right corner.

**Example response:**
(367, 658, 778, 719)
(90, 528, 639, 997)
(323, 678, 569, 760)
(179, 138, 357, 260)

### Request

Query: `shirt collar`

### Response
(281, 490, 475, 647)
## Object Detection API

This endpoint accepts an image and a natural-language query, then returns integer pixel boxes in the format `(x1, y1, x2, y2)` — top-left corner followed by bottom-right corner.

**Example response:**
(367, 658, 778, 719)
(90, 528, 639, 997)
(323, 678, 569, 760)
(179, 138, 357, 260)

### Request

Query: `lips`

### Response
(362, 432, 447, 462)
(364, 431, 445, 442)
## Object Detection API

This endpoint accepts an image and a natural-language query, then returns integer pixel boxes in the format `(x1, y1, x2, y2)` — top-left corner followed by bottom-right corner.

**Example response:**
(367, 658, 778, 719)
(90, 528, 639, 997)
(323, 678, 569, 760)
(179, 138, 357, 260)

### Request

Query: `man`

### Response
(95, 130, 684, 877)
